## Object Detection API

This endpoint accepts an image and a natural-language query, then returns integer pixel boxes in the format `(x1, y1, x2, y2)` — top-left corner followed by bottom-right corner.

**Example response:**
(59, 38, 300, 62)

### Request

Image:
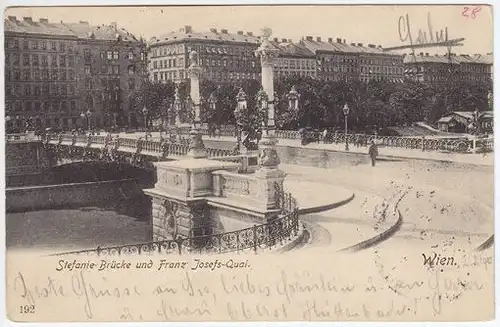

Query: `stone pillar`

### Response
(254, 27, 285, 212)
(187, 52, 207, 158)
(255, 27, 281, 171)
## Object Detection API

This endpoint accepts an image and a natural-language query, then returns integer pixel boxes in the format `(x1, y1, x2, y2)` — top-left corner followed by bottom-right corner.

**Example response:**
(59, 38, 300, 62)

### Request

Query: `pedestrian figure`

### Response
(323, 128, 328, 144)
(216, 127, 221, 139)
(368, 140, 378, 167)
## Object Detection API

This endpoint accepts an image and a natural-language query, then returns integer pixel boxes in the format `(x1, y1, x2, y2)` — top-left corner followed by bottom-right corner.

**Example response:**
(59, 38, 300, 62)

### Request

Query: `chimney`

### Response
(23, 17, 33, 23)
(210, 28, 217, 33)
(39, 18, 48, 24)
(282, 38, 287, 42)
(357, 43, 363, 46)
(273, 37, 278, 42)
(316, 37, 322, 42)
(237, 31, 244, 35)
(306, 36, 313, 41)
(419, 52, 424, 56)
(221, 29, 228, 34)
(377, 45, 382, 48)
(247, 32, 253, 36)
(79, 20, 89, 24)
(184, 25, 192, 34)
(343, 39, 346, 43)
(368, 44, 375, 48)
(110, 22, 117, 31)
(328, 37, 333, 43)
(425, 53, 429, 57)
(7, 16, 16, 21)
(288, 39, 292, 42)
(336, 38, 342, 43)
(350, 43, 356, 46)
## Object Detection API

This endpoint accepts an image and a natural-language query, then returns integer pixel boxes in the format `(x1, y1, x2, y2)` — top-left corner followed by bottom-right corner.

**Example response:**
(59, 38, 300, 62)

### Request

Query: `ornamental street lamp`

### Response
(234, 88, 247, 153)
(142, 106, 149, 140)
(343, 103, 350, 151)
(287, 85, 300, 111)
(208, 92, 217, 135)
(81, 110, 92, 134)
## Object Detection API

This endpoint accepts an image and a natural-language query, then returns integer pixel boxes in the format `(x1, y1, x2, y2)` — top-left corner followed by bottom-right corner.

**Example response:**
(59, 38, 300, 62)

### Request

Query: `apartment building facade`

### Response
(148, 26, 261, 84)
(4, 16, 146, 131)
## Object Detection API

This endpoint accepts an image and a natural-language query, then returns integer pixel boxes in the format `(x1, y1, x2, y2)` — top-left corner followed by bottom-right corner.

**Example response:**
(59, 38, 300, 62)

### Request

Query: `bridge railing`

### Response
(50, 185, 300, 256)
(6, 133, 28, 141)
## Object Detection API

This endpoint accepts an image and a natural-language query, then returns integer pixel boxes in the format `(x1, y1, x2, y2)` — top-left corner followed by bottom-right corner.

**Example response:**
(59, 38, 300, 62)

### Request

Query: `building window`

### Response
(50, 55, 57, 66)
(128, 78, 135, 90)
(160, 72, 164, 80)
(85, 78, 93, 89)
(51, 41, 57, 51)
(107, 51, 112, 60)
(13, 54, 20, 66)
(32, 55, 39, 66)
(113, 66, 119, 74)
(23, 69, 30, 80)
(85, 65, 91, 74)
(60, 43, 66, 52)
(84, 49, 91, 60)
(68, 70, 75, 80)
(101, 65, 107, 73)
(25, 102, 32, 112)
(128, 65, 135, 74)
(33, 69, 40, 80)
(59, 55, 66, 67)
(23, 40, 29, 50)
(128, 52, 134, 60)
(113, 51, 119, 60)
(23, 54, 30, 66)
(153, 61, 158, 69)
(41, 55, 48, 66)
(60, 70, 66, 80)
(154, 73, 158, 81)
(71, 101, 76, 111)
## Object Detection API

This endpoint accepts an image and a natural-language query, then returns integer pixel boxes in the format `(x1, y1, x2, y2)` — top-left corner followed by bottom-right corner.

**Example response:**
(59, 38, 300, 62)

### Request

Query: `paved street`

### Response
(281, 158, 493, 253)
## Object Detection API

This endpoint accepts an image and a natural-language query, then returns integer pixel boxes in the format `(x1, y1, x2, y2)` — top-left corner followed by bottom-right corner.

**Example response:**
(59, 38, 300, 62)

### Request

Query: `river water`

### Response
(6, 198, 152, 253)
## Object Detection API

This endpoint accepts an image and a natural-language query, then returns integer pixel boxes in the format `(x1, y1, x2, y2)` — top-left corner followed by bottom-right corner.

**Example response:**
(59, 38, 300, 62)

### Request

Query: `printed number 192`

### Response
(20, 305, 35, 314)
(462, 6, 482, 19)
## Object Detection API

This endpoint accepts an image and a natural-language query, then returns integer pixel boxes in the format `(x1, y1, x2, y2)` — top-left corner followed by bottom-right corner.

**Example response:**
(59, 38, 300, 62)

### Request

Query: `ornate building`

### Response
(403, 53, 493, 85)
(148, 26, 261, 83)
(4, 16, 146, 131)
(299, 36, 404, 82)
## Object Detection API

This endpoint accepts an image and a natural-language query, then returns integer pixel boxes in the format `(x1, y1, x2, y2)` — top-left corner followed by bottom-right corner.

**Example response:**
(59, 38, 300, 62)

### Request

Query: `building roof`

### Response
(4, 16, 76, 37)
(150, 26, 260, 46)
(271, 41, 315, 58)
(4, 16, 139, 42)
(440, 111, 494, 121)
(299, 38, 399, 57)
(403, 53, 492, 65)
(473, 53, 493, 65)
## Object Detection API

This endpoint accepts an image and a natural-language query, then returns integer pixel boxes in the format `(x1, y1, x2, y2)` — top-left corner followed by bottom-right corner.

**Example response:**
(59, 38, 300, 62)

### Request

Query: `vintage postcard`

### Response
(3, 4, 494, 322)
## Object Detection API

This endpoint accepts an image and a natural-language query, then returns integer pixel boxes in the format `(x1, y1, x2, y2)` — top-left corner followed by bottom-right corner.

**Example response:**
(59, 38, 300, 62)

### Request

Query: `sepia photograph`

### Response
(3, 3, 495, 322)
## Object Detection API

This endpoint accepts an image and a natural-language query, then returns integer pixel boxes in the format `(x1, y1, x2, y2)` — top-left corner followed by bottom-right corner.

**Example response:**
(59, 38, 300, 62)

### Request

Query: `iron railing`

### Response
(50, 182, 299, 256)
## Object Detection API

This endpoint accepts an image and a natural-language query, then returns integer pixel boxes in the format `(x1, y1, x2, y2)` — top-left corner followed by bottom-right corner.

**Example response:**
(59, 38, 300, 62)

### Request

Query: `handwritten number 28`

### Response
(462, 6, 481, 19)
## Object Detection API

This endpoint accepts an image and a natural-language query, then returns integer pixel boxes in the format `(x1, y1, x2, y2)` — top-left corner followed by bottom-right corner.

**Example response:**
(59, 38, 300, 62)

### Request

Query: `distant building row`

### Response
(4, 15, 147, 131)
(147, 26, 493, 85)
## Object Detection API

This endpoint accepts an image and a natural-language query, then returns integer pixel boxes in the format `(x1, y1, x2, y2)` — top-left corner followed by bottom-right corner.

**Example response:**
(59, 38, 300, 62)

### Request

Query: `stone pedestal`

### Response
(144, 159, 239, 240)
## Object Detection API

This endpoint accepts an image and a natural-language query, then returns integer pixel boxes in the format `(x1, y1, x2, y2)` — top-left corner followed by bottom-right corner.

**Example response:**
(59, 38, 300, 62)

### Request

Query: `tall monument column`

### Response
(187, 51, 207, 158)
(255, 27, 281, 171)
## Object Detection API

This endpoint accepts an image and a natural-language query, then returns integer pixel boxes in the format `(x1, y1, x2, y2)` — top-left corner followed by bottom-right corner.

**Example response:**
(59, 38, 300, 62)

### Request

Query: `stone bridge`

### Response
(42, 133, 241, 171)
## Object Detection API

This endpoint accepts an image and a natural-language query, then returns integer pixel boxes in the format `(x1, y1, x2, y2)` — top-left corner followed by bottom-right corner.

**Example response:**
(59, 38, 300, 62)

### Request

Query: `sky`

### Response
(4, 5, 493, 55)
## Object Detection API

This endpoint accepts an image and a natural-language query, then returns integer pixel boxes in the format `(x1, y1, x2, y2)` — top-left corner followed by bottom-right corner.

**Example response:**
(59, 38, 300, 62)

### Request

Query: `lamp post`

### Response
(208, 92, 217, 135)
(343, 103, 350, 151)
(142, 105, 149, 140)
(81, 110, 92, 134)
(235, 88, 247, 154)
